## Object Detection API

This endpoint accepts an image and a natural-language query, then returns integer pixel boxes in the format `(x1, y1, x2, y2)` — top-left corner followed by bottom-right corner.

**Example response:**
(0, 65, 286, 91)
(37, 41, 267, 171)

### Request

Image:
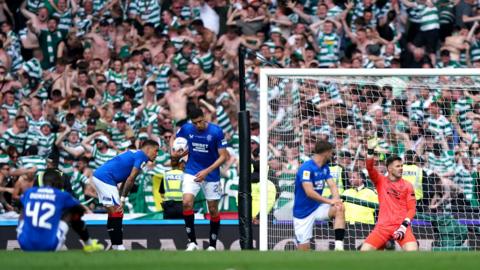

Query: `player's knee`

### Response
(332, 205, 345, 218)
(208, 205, 219, 216)
(360, 243, 375, 251)
(403, 241, 418, 251)
(183, 201, 194, 211)
(106, 207, 116, 214)
(106, 206, 124, 217)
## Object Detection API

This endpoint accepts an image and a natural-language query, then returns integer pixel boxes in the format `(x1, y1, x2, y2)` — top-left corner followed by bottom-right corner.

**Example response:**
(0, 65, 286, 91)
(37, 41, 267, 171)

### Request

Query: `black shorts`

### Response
(413, 29, 439, 54)
(407, 22, 421, 43)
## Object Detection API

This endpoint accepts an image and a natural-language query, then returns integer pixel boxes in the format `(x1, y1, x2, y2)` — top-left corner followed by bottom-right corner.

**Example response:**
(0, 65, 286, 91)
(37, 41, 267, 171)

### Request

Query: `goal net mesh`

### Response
(261, 73, 480, 251)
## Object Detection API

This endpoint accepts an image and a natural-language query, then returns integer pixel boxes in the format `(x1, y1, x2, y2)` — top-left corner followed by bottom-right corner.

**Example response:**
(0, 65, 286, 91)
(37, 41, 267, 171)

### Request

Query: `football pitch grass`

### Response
(1, 251, 479, 270)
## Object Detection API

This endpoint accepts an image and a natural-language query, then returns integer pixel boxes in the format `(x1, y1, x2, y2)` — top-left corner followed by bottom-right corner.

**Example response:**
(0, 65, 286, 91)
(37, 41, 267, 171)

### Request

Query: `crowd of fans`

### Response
(0, 0, 479, 218)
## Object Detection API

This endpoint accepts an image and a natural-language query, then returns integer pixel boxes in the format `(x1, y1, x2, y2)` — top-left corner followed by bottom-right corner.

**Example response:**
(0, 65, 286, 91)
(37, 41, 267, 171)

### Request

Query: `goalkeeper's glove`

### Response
(392, 218, 410, 241)
(367, 136, 378, 156)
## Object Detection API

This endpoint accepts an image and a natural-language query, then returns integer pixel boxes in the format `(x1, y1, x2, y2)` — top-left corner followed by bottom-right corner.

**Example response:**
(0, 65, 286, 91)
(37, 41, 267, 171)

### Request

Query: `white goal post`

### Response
(259, 69, 480, 251)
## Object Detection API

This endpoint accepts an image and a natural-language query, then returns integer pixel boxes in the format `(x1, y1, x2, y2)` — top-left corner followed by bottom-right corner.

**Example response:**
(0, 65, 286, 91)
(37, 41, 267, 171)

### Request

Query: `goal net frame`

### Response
(258, 68, 480, 251)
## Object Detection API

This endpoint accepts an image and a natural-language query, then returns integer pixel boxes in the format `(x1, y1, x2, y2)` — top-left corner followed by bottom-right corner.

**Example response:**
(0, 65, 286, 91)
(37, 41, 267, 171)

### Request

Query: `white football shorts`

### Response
(182, 173, 222, 200)
(91, 177, 120, 206)
(293, 203, 331, 244)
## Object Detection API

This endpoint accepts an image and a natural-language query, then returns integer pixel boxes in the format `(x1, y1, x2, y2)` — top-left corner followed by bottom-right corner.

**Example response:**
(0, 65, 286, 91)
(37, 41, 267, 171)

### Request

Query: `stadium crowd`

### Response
(0, 0, 478, 220)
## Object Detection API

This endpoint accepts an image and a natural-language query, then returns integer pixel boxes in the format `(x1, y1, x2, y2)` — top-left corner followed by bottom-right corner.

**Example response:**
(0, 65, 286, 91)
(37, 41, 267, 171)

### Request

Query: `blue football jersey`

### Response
(176, 122, 227, 182)
(93, 150, 149, 185)
(293, 160, 332, 219)
(17, 187, 79, 251)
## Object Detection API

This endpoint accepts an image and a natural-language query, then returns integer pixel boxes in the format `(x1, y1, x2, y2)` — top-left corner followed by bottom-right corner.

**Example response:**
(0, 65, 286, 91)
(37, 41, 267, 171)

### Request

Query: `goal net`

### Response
(259, 69, 480, 251)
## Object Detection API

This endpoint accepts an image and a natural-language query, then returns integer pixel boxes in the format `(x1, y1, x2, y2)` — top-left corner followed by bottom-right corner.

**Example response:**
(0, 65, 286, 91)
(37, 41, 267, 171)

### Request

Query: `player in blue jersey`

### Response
(293, 140, 345, 251)
(92, 139, 159, 250)
(172, 107, 229, 251)
(17, 168, 104, 252)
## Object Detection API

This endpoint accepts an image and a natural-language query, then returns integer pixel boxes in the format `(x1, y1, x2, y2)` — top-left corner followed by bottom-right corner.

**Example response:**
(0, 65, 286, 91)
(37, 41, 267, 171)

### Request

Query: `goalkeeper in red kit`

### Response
(360, 137, 418, 251)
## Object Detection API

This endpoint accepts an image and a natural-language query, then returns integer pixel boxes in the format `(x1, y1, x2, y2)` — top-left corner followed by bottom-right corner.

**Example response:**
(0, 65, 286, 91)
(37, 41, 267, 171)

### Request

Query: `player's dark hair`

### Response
(43, 168, 64, 189)
(188, 107, 204, 119)
(142, 139, 159, 148)
(386, 155, 402, 168)
(314, 140, 333, 154)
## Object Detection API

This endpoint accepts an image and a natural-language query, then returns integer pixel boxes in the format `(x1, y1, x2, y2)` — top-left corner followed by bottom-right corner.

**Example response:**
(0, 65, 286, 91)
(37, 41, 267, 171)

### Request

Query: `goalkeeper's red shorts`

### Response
(364, 225, 416, 249)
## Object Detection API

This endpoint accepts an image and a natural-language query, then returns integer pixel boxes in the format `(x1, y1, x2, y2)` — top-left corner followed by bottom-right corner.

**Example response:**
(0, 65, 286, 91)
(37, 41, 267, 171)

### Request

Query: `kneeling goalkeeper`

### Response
(361, 137, 418, 251)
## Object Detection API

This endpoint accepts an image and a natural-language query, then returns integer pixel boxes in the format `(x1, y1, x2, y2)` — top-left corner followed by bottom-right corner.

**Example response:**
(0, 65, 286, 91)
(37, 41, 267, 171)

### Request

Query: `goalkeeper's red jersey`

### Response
(366, 158, 416, 227)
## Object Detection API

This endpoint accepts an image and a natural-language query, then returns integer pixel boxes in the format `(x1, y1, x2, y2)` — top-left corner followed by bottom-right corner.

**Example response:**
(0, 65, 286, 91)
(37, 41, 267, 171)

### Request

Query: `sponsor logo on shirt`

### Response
(314, 180, 324, 190)
(386, 187, 401, 200)
(192, 142, 209, 153)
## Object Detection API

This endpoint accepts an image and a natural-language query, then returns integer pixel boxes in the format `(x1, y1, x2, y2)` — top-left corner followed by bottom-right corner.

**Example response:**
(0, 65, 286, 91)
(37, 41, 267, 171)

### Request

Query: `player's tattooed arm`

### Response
(120, 167, 141, 199)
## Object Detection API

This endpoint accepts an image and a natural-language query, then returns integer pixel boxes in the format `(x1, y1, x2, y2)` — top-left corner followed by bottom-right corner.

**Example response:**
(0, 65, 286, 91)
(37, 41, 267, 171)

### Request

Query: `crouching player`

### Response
(17, 168, 103, 252)
(361, 138, 418, 251)
(92, 139, 159, 250)
(293, 140, 346, 251)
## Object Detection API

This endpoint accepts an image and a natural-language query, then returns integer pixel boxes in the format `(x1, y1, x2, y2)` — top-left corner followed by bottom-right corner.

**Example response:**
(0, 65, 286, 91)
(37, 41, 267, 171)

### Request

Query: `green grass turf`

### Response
(0, 251, 479, 270)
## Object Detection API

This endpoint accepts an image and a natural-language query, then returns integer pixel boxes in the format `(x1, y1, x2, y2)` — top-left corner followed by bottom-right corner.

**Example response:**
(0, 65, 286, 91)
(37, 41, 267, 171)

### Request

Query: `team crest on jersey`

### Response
(189, 134, 194, 139)
(207, 135, 212, 141)
(314, 180, 324, 190)
(302, 170, 311, 180)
